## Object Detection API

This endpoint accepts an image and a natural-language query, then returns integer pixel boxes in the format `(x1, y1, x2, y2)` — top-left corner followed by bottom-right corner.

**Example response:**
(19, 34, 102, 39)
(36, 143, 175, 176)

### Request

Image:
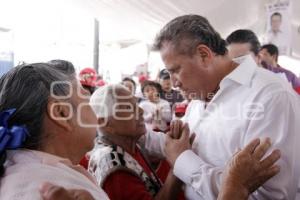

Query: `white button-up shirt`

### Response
(172, 55, 300, 200)
(142, 55, 300, 200)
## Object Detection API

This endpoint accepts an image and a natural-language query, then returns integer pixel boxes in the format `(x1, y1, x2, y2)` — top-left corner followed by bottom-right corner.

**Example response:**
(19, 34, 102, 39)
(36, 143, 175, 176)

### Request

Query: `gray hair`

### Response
(90, 84, 128, 119)
(153, 14, 227, 56)
(47, 59, 75, 76)
(0, 63, 75, 176)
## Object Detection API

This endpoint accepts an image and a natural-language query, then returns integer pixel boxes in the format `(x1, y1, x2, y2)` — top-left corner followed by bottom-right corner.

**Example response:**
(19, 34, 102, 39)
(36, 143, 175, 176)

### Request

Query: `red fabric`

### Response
(79, 68, 97, 76)
(103, 149, 155, 200)
(295, 87, 300, 94)
(175, 103, 188, 115)
(155, 160, 170, 183)
(156, 160, 186, 200)
(81, 149, 185, 200)
(79, 155, 89, 169)
(104, 171, 155, 200)
(138, 75, 148, 83)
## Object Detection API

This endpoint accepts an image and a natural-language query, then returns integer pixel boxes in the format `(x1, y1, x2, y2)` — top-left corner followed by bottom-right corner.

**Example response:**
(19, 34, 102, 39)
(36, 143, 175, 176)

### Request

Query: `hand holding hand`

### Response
(165, 123, 195, 166)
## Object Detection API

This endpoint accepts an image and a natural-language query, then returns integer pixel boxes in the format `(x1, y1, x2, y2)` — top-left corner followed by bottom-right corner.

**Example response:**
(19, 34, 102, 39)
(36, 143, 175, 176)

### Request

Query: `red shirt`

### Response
(103, 148, 157, 200)
(80, 149, 185, 200)
(295, 87, 300, 94)
(79, 155, 89, 169)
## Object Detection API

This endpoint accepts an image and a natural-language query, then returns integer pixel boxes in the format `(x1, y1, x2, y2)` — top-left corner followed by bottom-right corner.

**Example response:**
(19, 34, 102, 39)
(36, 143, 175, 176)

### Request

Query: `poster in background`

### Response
(264, 1, 291, 55)
(0, 30, 14, 77)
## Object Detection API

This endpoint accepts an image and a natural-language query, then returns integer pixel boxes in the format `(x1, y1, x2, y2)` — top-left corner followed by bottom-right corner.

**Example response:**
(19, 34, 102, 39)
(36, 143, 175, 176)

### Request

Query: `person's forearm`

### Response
(154, 171, 182, 200)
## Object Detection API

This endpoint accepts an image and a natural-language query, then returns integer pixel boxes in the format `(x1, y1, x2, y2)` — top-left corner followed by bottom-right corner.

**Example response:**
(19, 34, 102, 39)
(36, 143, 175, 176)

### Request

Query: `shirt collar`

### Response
(220, 55, 257, 88)
(32, 150, 73, 166)
(6, 149, 73, 167)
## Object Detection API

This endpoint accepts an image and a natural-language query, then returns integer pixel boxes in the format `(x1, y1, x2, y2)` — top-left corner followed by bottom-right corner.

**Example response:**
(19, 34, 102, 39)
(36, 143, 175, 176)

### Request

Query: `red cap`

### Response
(79, 68, 97, 87)
(138, 75, 148, 83)
(175, 103, 188, 114)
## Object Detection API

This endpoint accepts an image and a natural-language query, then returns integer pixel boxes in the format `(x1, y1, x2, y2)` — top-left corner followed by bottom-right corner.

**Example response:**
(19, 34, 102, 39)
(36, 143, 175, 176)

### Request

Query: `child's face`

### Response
(143, 85, 159, 102)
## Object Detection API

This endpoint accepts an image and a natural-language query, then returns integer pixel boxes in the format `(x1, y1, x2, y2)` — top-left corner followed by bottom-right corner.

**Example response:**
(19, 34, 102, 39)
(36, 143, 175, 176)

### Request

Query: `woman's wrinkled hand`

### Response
(220, 138, 281, 199)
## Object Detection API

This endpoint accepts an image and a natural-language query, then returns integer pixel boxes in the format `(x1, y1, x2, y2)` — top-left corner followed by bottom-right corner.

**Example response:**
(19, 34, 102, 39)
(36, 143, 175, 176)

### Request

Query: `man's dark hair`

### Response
(271, 12, 282, 20)
(153, 14, 227, 56)
(226, 29, 261, 55)
(261, 44, 279, 61)
(159, 69, 170, 80)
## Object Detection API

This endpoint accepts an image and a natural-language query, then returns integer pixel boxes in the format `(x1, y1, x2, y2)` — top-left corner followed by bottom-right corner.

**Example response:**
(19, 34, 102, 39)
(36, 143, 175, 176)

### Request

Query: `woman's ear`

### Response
(46, 99, 73, 132)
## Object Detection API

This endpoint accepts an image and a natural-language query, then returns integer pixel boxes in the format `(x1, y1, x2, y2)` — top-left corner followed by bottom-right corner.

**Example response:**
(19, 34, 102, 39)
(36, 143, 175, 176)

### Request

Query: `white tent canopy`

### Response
(77, 0, 300, 57)
(78, 0, 269, 42)
(79, 0, 300, 78)
(1, 0, 299, 50)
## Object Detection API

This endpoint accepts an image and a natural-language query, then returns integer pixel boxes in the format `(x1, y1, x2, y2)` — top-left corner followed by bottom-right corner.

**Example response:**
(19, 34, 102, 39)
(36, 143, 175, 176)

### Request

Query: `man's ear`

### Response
(46, 100, 73, 132)
(195, 44, 214, 64)
(272, 54, 278, 62)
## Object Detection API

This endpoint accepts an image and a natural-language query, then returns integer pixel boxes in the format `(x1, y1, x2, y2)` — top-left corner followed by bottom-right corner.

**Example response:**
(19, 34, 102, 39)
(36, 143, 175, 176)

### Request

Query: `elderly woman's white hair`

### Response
(89, 84, 128, 118)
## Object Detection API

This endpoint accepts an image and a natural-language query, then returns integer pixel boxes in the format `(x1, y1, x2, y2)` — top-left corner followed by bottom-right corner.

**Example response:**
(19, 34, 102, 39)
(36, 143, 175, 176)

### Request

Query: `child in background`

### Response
(139, 80, 171, 132)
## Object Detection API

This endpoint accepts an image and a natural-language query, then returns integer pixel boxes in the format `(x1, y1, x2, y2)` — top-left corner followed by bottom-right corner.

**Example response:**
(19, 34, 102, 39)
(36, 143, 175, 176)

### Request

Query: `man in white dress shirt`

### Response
(152, 14, 300, 200)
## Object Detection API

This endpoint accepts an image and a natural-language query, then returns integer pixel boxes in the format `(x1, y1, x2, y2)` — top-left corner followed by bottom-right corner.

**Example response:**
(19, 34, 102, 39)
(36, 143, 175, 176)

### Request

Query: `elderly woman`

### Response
(88, 84, 281, 200)
(0, 63, 108, 200)
(88, 84, 182, 200)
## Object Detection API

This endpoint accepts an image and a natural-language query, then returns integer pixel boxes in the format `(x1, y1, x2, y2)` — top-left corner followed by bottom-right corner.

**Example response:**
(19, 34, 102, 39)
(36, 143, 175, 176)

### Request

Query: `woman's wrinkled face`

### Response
(69, 81, 98, 154)
(108, 88, 146, 138)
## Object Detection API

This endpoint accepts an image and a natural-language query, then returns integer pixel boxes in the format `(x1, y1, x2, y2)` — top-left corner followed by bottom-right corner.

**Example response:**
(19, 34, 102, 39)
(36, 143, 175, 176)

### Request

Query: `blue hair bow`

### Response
(0, 109, 28, 152)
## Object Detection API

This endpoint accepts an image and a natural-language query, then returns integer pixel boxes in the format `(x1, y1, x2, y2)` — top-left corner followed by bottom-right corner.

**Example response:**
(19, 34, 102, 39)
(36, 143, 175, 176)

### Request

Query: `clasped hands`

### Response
(165, 120, 281, 197)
